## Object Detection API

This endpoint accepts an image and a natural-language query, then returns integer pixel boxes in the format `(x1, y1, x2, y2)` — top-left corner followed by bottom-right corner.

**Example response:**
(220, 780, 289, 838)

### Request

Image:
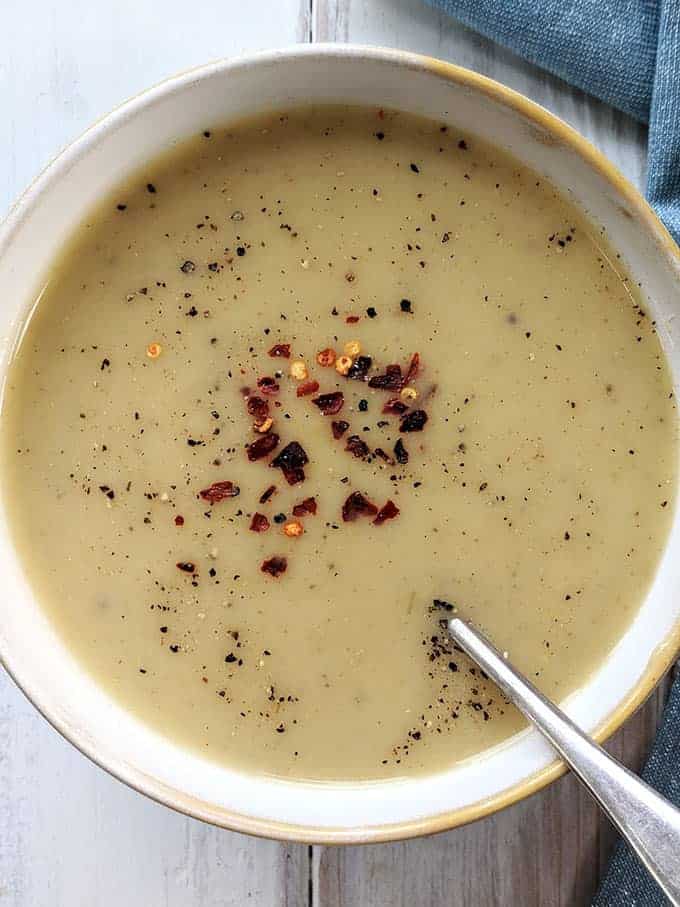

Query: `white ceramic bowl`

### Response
(1, 45, 679, 844)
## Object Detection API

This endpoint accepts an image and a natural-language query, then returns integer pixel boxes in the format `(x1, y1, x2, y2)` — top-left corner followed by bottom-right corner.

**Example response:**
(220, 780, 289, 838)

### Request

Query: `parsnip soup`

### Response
(2, 107, 675, 780)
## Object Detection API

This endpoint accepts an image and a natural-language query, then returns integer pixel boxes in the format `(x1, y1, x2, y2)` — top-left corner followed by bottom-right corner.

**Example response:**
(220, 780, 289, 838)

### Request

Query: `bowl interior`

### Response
(0, 46, 679, 843)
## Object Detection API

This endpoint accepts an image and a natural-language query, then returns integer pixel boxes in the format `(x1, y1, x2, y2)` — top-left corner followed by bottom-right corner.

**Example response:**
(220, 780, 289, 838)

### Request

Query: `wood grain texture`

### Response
(0, 681, 308, 907)
(0, 0, 667, 904)
(311, 1, 664, 905)
(312, 681, 671, 907)
(0, 3, 311, 905)
(0, 683, 309, 907)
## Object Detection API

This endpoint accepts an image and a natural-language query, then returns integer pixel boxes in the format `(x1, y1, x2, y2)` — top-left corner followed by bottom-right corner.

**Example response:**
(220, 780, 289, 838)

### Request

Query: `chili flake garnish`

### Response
(289, 359, 308, 381)
(176, 561, 196, 573)
(399, 409, 428, 432)
(246, 432, 280, 461)
(199, 481, 240, 503)
(317, 348, 336, 367)
(373, 448, 394, 464)
(346, 315, 360, 324)
(254, 416, 274, 433)
(270, 441, 309, 485)
(257, 376, 280, 396)
(394, 438, 409, 464)
(312, 391, 344, 415)
(261, 556, 288, 577)
(347, 355, 373, 380)
(268, 343, 291, 358)
(342, 491, 378, 522)
(383, 397, 408, 415)
(174, 515, 185, 526)
(259, 484, 277, 504)
(332, 419, 350, 439)
(250, 512, 270, 533)
(404, 352, 420, 385)
(345, 435, 370, 459)
(292, 497, 317, 517)
(246, 395, 269, 417)
(283, 520, 304, 538)
(374, 500, 400, 525)
(297, 380, 320, 397)
(368, 364, 403, 391)
(335, 355, 353, 376)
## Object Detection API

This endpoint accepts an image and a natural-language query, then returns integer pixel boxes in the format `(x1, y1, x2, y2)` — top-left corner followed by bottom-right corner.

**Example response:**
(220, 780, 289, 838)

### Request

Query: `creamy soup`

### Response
(1, 107, 676, 781)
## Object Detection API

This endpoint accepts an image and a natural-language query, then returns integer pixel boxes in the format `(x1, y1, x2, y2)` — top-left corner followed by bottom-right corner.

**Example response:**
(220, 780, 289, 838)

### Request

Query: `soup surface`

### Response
(2, 107, 676, 781)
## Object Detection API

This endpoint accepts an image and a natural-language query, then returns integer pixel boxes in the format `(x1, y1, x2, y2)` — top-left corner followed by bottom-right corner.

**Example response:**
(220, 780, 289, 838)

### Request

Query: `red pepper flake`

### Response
(394, 438, 409, 464)
(332, 419, 350, 439)
(261, 556, 287, 578)
(297, 379, 320, 398)
(346, 315, 360, 324)
(292, 497, 317, 517)
(383, 397, 408, 415)
(199, 481, 240, 503)
(246, 433, 280, 461)
(250, 512, 270, 533)
(374, 500, 400, 525)
(342, 491, 378, 522)
(347, 355, 373, 380)
(369, 364, 403, 391)
(246, 396, 270, 420)
(317, 348, 336, 367)
(253, 416, 273, 433)
(404, 352, 420, 385)
(400, 409, 428, 432)
(312, 391, 344, 415)
(174, 515, 185, 526)
(271, 441, 309, 485)
(176, 561, 196, 573)
(259, 484, 277, 504)
(373, 448, 394, 465)
(345, 435, 370, 459)
(268, 343, 291, 358)
(257, 376, 280, 396)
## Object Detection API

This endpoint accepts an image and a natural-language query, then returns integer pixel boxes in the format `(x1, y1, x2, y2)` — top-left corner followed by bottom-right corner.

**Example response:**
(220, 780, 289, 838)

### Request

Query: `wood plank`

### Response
(312, 682, 670, 907)
(0, 678, 310, 907)
(0, 2, 311, 904)
(311, 2, 663, 905)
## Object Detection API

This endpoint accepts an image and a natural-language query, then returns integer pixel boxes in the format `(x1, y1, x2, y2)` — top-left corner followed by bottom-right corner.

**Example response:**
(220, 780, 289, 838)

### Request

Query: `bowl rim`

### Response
(1, 42, 679, 845)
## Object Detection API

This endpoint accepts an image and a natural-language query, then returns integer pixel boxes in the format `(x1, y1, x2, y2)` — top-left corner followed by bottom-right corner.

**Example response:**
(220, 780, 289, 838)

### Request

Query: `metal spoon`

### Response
(448, 617, 680, 905)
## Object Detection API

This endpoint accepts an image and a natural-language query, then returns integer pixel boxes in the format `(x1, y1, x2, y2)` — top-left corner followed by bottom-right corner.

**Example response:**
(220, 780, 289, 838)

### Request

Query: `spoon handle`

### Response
(448, 617, 680, 905)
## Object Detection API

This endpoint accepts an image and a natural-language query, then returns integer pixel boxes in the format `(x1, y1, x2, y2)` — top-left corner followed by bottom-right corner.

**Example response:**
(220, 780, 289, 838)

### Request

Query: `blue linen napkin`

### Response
(425, 2, 680, 903)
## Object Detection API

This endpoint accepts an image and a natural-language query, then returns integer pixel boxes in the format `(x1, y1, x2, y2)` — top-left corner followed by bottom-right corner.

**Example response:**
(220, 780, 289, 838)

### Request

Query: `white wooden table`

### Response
(0, 2, 665, 904)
